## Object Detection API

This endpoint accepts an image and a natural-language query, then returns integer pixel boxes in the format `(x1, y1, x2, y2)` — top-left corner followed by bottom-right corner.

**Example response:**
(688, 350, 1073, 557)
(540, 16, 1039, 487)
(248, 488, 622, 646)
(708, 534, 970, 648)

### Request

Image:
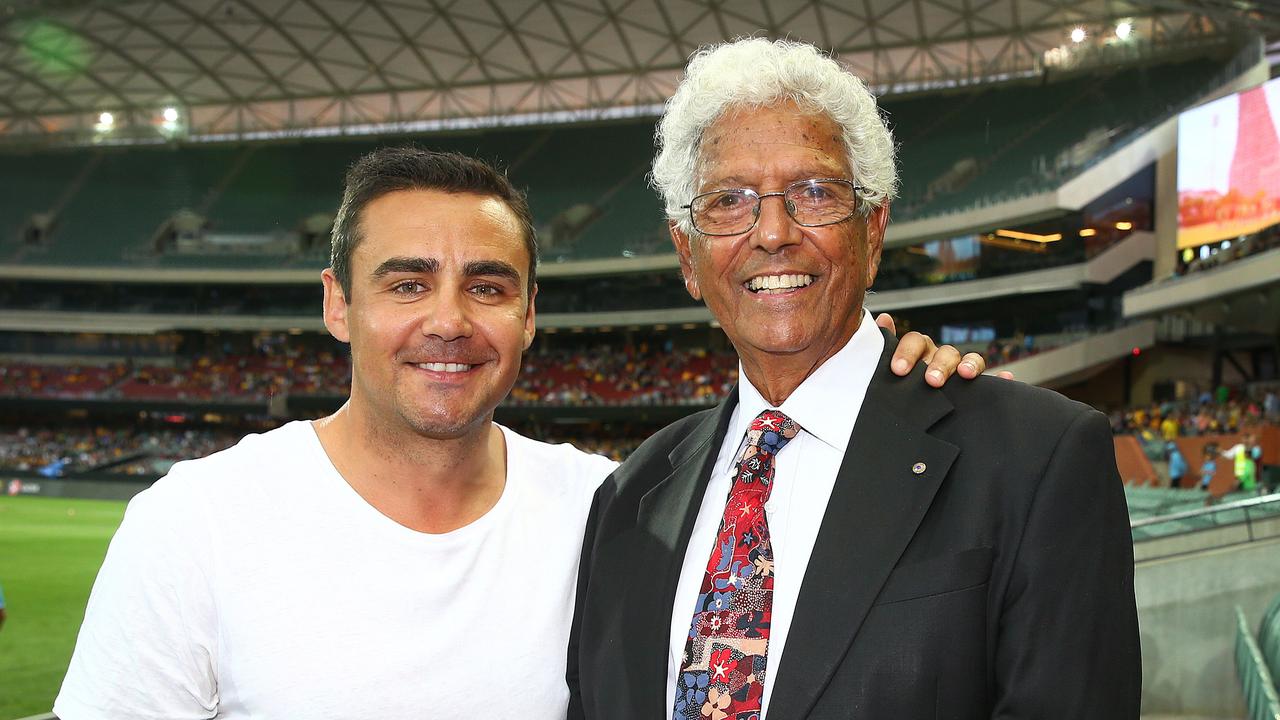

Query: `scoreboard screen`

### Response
(1176, 77, 1280, 249)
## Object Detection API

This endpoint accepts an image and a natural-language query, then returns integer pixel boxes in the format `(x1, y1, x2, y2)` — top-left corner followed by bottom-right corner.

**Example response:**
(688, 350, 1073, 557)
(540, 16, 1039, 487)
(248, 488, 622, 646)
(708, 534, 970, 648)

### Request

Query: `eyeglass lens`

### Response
(691, 180, 857, 235)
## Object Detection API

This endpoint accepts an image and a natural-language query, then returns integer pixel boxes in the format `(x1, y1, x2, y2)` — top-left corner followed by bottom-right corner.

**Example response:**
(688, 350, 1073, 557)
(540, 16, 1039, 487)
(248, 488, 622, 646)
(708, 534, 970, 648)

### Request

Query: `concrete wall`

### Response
(3, 475, 151, 502)
(1136, 537, 1280, 716)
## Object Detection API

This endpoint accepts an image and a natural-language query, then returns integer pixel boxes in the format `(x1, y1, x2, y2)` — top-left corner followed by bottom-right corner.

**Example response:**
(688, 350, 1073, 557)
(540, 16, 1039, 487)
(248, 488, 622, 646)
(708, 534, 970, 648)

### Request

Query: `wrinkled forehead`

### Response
(693, 101, 850, 189)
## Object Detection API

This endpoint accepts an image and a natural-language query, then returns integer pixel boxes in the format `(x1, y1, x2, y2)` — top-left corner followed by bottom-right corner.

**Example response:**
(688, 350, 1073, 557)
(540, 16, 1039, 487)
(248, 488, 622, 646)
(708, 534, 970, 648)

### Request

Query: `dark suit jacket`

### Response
(567, 331, 1140, 719)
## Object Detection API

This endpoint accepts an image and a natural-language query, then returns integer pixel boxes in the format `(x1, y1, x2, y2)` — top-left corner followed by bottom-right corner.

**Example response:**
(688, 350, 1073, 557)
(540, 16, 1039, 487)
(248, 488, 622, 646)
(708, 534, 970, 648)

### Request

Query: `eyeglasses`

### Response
(682, 178, 863, 236)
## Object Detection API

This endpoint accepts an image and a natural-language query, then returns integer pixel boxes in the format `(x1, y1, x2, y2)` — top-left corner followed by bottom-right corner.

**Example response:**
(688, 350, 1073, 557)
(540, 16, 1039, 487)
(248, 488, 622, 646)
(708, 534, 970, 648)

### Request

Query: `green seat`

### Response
(1261, 594, 1280, 682)
(1235, 605, 1280, 720)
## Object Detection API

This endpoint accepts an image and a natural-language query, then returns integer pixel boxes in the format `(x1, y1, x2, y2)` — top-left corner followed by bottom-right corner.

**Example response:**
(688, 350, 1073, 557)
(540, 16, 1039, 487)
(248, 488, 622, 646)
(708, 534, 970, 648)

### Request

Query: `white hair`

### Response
(651, 38, 897, 236)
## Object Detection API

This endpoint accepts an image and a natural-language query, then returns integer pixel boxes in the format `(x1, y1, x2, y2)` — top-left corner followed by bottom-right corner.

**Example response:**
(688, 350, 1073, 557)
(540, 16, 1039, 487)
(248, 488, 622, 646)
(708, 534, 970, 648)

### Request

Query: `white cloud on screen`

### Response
(1178, 92, 1237, 196)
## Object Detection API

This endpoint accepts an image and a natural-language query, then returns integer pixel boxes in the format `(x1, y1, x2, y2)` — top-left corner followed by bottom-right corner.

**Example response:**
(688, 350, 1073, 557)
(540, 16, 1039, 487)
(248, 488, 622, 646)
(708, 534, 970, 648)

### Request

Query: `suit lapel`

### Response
(629, 391, 738, 718)
(767, 334, 960, 720)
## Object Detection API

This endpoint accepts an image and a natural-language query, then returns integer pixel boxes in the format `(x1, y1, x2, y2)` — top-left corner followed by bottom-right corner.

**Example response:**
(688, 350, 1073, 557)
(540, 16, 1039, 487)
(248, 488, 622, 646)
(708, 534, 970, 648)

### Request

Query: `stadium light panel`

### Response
(1116, 21, 1133, 40)
(1115, 221, 1133, 230)
(96, 111, 114, 128)
(162, 107, 179, 123)
(995, 229, 1063, 243)
(1079, 228, 1097, 237)
(1071, 27, 1086, 43)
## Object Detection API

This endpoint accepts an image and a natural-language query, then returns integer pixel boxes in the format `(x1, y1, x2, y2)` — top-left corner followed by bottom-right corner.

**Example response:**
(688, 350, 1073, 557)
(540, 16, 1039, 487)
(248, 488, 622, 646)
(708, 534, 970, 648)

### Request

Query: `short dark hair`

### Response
(330, 146, 538, 299)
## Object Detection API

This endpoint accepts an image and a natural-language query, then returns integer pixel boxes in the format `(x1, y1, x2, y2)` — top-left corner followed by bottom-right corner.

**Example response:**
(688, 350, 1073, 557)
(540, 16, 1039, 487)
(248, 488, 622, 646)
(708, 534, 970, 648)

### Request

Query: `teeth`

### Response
(416, 362, 472, 373)
(745, 274, 814, 293)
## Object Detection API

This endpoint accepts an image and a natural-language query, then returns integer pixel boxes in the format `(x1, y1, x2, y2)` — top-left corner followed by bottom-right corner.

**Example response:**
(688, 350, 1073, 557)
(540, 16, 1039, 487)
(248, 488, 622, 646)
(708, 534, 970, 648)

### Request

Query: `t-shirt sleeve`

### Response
(579, 452, 619, 500)
(54, 480, 219, 720)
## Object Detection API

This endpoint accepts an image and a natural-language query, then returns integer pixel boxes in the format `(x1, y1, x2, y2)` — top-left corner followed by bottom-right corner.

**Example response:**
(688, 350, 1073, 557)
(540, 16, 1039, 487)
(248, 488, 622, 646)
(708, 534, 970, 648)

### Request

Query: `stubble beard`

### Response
(392, 381, 497, 442)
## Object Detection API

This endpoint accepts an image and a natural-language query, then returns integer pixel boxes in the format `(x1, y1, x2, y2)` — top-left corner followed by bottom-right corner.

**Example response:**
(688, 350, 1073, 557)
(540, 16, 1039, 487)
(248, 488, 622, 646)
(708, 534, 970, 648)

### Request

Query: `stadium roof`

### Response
(0, 0, 1269, 145)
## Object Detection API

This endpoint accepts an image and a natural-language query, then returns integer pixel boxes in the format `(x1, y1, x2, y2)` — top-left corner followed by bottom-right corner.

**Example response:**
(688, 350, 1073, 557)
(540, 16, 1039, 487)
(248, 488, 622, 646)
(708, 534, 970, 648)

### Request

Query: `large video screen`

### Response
(1177, 77, 1280, 249)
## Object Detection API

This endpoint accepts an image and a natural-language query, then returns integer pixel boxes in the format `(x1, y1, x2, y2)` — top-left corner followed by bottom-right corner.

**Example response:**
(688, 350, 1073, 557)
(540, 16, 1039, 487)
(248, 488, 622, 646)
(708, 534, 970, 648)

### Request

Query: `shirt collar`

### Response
(723, 309, 884, 473)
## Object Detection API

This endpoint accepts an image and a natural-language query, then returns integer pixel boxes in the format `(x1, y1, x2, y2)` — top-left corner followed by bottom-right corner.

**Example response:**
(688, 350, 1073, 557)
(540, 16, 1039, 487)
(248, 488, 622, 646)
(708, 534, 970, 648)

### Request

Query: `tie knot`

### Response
(746, 409, 800, 455)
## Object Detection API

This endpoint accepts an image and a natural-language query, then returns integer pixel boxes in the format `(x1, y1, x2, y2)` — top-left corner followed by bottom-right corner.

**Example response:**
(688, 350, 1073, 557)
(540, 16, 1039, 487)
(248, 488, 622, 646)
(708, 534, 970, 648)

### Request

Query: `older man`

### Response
(568, 39, 1140, 720)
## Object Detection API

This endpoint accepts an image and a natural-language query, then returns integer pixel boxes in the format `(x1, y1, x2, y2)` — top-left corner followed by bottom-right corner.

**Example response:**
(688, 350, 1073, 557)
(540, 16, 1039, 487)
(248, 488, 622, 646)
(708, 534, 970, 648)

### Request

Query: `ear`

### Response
(670, 221, 702, 301)
(522, 282, 537, 351)
(321, 268, 351, 343)
(864, 202, 890, 287)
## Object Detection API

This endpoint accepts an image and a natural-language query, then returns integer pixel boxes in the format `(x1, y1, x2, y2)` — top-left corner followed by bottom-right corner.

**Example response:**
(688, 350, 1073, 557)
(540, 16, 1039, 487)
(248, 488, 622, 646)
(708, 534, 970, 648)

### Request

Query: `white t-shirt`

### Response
(55, 421, 617, 720)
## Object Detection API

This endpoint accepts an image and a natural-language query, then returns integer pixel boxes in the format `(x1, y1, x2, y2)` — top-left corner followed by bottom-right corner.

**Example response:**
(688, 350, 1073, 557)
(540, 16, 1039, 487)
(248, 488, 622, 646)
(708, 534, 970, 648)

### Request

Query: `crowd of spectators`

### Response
(8, 383, 1275, 475)
(1173, 224, 1280, 278)
(0, 352, 352, 403)
(0, 422, 654, 475)
(1, 363, 131, 399)
(510, 344, 737, 406)
(2, 343, 737, 407)
(0, 425, 238, 477)
(1109, 386, 1280, 438)
(983, 334, 1043, 368)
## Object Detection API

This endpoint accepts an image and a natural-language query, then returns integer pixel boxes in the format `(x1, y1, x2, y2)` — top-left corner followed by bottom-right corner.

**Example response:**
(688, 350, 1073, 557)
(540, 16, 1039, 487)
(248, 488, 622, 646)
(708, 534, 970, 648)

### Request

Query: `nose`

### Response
(418, 288, 473, 341)
(750, 193, 803, 253)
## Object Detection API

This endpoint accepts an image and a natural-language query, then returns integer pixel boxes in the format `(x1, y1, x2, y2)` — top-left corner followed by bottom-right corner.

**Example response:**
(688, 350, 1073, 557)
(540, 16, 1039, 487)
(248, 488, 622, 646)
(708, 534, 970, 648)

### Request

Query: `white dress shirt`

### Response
(665, 310, 884, 719)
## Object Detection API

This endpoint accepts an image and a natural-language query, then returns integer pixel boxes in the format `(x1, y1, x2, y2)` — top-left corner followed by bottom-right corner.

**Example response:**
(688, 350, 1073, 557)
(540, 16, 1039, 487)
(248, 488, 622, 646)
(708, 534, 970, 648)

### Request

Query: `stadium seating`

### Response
(0, 425, 236, 476)
(893, 57, 1221, 219)
(1236, 604, 1280, 720)
(0, 57, 1226, 268)
(0, 362, 129, 398)
(0, 344, 735, 405)
(1261, 594, 1280, 686)
(1124, 485, 1211, 520)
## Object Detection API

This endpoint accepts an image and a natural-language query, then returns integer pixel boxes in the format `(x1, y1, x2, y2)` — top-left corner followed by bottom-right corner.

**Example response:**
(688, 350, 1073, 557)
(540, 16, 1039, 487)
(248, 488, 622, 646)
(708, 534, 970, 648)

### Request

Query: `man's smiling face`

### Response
(323, 188, 535, 440)
(671, 100, 888, 381)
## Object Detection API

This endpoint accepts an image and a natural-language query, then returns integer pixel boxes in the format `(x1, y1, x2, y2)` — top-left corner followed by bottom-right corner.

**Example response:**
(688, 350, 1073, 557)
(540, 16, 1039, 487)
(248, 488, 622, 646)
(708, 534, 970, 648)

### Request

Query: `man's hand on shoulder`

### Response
(876, 313, 1015, 386)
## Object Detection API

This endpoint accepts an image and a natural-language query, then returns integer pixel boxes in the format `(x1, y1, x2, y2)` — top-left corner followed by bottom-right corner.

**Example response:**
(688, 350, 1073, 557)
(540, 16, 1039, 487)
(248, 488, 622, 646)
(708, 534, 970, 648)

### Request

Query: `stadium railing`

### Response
(0, 51, 1242, 270)
(1131, 492, 1280, 562)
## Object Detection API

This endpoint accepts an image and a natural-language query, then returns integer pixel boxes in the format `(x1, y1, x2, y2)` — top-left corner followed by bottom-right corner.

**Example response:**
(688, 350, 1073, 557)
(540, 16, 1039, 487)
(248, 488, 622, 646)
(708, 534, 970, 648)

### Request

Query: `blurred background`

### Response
(0, 0, 1278, 717)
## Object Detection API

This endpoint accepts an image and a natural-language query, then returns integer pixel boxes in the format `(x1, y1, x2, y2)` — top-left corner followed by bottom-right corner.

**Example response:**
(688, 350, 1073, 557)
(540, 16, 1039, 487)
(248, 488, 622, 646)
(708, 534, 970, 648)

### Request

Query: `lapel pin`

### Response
(912, 462, 927, 475)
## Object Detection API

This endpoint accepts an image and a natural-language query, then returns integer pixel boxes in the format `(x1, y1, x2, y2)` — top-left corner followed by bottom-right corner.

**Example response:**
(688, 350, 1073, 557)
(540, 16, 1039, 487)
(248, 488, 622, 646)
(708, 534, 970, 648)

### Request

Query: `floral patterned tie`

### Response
(673, 409, 800, 720)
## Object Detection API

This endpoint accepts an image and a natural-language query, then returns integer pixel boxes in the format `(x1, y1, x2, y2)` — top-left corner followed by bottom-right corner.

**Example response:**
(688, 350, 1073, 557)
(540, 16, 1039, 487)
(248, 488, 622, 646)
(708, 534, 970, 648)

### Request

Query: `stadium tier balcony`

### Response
(1123, 235, 1280, 329)
(0, 55, 1229, 270)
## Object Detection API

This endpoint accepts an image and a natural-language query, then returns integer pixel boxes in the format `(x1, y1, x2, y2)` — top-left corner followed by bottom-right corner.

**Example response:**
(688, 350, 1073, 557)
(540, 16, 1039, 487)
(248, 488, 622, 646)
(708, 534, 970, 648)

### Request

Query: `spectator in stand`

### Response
(1167, 442, 1188, 489)
(1199, 445, 1218, 492)
(1222, 432, 1262, 494)
(1160, 413, 1180, 441)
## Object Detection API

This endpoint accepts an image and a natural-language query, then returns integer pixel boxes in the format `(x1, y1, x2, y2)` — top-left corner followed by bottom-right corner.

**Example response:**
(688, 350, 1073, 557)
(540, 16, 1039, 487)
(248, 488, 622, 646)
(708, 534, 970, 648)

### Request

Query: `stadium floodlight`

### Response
(1115, 221, 1133, 230)
(97, 111, 114, 128)
(162, 107, 179, 123)
(1116, 21, 1133, 40)
(1071, 27, 1086, 43)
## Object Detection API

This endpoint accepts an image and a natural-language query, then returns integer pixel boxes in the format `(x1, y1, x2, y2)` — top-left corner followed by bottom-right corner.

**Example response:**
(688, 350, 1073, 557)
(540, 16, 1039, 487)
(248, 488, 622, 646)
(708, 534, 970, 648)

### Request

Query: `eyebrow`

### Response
(706, 169, 846, 190)
(463, 260, 522, 285)
(372, 256, 438, 277)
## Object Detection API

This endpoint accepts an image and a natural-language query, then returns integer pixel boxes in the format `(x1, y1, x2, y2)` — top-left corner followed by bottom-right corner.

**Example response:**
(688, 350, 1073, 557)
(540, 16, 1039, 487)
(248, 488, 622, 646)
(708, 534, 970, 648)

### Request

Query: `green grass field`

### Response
(0, 496, 125, 719)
